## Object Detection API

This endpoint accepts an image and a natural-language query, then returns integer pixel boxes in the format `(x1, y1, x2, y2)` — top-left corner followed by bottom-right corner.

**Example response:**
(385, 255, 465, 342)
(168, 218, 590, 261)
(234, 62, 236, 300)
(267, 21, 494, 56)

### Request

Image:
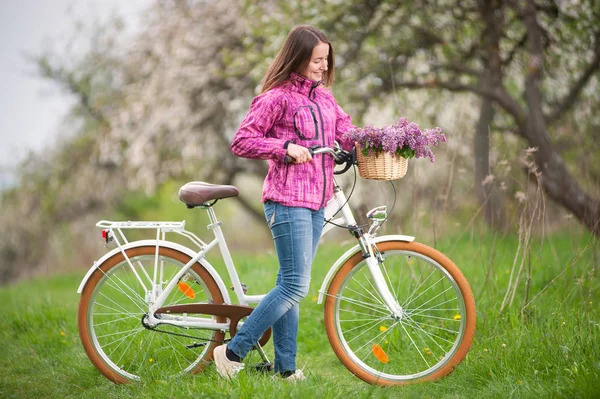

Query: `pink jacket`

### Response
(231, 73, 354, 210)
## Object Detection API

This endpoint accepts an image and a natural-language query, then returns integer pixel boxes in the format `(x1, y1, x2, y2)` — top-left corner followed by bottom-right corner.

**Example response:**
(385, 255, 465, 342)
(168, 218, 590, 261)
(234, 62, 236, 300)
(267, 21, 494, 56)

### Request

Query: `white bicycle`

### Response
(77, 146, 476, 386)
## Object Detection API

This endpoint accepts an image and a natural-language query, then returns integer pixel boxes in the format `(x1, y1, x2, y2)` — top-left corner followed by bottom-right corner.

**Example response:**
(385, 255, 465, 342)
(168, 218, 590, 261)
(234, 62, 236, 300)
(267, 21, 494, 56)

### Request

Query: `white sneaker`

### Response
(213, 344, 244, 379)
(273, 369, 306, 383)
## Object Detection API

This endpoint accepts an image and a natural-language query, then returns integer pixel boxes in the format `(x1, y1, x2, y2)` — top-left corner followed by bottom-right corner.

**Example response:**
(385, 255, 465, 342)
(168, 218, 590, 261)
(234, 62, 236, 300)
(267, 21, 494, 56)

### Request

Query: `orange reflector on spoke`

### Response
(178, 282, 195, 299)
(372, 344, 389, 363)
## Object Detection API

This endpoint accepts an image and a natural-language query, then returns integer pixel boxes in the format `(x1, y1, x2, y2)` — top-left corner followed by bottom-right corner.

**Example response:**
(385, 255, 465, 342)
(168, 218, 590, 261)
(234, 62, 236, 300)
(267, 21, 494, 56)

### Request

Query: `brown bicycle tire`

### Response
(78, 245, 226, 384)
(324, 241, 476, 386)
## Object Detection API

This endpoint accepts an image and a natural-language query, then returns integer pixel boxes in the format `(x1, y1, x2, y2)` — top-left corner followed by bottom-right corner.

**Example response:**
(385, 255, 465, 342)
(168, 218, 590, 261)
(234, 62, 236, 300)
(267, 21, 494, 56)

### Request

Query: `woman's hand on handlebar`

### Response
(286, 143, 313, 164)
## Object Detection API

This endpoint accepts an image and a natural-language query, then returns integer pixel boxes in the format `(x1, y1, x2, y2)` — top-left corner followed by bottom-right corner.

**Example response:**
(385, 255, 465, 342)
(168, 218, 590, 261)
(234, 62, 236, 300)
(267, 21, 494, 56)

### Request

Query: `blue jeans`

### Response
(227, 201, 324, 372)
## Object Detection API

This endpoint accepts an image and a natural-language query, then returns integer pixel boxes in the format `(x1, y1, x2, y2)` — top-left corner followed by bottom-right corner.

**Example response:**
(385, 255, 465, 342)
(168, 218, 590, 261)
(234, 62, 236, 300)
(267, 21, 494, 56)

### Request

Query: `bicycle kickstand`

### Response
(252, 342, 274, 373)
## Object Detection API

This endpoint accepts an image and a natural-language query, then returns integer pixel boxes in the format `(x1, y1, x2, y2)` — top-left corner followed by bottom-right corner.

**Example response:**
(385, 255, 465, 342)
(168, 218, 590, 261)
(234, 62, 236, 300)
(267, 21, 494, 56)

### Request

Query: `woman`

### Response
(214, 25, 354, 382)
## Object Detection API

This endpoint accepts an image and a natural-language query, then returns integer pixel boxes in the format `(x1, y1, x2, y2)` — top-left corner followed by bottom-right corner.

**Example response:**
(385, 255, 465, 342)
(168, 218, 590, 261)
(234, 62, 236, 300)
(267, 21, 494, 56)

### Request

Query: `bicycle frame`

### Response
(78, 181, 411, 331)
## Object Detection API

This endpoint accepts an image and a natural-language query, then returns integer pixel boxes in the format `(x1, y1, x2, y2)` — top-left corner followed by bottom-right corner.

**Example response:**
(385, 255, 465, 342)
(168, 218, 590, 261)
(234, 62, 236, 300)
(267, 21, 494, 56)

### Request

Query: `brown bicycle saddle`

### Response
(178, 181, 239, 207)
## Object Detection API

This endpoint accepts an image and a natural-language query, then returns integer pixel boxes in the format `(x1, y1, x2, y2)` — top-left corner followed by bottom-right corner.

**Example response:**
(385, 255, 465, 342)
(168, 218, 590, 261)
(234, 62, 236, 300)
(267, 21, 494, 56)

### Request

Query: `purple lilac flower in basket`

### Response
(343, 117, 447, 162)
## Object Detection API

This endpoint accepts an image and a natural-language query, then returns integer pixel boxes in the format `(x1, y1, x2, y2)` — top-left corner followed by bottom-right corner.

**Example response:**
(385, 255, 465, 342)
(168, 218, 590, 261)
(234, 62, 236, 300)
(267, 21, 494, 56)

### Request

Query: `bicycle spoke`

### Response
(407, 298, 459, 318)
(402, 269, 438, 309)
(343, 284, 387, 311)
(325, 292, 390, 316)
(160, 332, 191, 371)
(130, 329, 153, 372)
(354, 268, 387, 307)
(93, 301, 141, 319)
(339, 317, 386, 323)
(105, 327, 146, 365)
(95, 296, 144, 323)
(408, 304, 460, 317)
(343, 315, 389, 336)
(399, 322, 431, 368)
(98, 325, 144, 341)
(114, 327, 144, 370)
(94, 315, 139, 326)
(97, 283, 146, 314)
(346, 316, 394, 347)
(410, 313, 461, 324)
(402, 258, 428, 307)
(353, 320, 399, 358)
(402, 317, 457, 350)
(101, 270, 147, 309)
(408, 283, 454, 313)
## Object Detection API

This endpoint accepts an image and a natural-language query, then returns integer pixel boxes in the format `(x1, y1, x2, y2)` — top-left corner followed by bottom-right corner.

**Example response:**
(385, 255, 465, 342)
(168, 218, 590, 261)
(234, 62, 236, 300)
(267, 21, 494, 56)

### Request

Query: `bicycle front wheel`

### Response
(78, 245, 225, 383)
(324, 241, 475, 385)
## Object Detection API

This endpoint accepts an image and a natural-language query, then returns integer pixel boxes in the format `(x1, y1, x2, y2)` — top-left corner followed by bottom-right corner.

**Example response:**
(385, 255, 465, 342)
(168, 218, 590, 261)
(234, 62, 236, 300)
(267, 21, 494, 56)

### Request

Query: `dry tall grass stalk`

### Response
(499, 148, 545, 313)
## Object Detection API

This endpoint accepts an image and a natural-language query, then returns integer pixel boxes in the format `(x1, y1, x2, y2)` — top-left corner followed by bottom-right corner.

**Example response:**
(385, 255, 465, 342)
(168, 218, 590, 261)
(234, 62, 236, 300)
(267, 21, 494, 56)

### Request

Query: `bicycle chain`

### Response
(140, 314, 229, 348)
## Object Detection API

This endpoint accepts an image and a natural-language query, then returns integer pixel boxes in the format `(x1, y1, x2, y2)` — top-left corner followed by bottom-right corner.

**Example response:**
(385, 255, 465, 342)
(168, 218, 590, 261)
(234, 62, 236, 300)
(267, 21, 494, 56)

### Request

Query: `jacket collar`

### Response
(288, 72, 322, 96)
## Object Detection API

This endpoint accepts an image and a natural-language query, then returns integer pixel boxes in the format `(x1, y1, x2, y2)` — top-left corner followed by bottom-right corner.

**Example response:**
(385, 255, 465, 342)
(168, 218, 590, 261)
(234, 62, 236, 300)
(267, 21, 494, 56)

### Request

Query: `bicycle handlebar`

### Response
(284, 145, 356, 175)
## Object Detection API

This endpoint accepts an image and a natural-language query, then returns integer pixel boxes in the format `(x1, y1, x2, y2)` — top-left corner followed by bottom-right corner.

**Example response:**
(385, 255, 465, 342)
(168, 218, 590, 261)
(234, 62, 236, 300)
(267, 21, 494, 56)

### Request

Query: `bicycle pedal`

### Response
(253, 362, 274, 373)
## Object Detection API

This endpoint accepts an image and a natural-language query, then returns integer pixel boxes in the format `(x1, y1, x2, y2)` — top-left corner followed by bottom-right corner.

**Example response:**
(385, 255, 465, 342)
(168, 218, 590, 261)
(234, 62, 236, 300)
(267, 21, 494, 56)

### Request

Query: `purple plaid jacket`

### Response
(231, 73, 354, 210)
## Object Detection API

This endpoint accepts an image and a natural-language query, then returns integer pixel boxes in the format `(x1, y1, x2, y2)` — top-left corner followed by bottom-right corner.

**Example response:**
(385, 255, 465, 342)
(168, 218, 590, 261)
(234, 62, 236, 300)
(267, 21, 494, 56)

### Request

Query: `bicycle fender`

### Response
(76, 239, 231, 304)
(317, 234, 414, 305)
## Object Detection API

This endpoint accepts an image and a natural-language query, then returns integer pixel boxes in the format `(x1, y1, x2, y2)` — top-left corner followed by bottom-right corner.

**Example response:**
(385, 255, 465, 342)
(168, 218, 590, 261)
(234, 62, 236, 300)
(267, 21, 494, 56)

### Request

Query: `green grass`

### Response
(0, 231, 599, 398)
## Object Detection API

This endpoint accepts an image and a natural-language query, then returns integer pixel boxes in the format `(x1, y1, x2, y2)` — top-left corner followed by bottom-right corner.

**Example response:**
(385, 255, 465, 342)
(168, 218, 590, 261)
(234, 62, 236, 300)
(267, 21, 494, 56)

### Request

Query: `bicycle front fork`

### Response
(363, 249, 404, 320)
(352, 225, 404, 320)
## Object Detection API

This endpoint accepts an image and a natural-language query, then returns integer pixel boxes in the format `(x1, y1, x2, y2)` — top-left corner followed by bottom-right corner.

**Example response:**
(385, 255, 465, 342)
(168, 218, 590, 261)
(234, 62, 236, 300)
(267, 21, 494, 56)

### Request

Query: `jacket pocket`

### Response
(293, 105, 318, 140)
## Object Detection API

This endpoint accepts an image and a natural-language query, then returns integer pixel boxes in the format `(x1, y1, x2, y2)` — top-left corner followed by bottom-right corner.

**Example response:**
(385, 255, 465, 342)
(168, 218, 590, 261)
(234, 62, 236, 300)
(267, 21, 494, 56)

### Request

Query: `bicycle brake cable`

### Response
(380, 180, 397, 226)
(326, 168, 398, 231)
(325, 163, 358, 230)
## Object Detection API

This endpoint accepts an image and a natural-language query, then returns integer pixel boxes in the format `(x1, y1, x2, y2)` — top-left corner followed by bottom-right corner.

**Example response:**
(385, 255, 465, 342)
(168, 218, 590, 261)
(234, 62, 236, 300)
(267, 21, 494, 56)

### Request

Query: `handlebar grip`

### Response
(284, 146, 317, 164)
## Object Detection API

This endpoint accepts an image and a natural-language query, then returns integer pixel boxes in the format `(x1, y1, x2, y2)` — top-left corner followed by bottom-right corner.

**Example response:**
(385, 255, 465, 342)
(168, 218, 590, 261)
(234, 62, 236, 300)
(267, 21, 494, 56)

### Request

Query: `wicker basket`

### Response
(356, 144, 408, 180)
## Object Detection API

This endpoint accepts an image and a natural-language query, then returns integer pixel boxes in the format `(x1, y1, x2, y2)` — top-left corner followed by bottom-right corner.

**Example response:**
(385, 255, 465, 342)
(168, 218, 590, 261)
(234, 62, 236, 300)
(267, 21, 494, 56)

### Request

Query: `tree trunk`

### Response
(520, 0, 600, 235)
(474, 96, 507, 231)
(475, 0, 508, 231)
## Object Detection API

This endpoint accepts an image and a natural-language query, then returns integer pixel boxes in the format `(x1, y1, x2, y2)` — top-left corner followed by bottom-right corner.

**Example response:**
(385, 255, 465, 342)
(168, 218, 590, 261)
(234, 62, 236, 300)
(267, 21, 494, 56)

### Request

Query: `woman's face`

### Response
(301, 41, 329, 82)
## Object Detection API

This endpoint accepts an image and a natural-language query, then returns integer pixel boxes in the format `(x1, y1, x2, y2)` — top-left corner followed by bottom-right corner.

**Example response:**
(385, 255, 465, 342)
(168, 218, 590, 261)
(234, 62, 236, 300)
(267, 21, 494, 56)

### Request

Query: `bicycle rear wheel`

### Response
(324, 241, 475, 385)
(78, 245, 225, 383)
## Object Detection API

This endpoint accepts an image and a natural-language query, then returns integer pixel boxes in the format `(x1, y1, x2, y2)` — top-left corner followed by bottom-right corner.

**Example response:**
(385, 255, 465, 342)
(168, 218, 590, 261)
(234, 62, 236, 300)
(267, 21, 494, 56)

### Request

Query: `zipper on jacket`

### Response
(308, 81, 327, 208)
(293, 106, 319, 140)
(283, 139, 295, 188)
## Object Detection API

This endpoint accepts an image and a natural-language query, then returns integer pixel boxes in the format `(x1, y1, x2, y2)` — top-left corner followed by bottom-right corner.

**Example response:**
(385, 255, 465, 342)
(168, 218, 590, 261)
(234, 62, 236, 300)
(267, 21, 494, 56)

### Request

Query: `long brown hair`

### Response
(261, 25, 335, 93)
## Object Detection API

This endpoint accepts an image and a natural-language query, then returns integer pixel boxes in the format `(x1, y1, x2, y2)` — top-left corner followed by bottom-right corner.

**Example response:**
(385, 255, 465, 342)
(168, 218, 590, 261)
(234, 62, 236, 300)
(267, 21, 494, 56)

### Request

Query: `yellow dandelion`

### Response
(149, 358, 154, 363)
(453, 314, 461, 321)
(60, 331, 66, 336)
(311, 296, 318, 302)
(379, 325, 388, 332)
(384, 340, 389, 344)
